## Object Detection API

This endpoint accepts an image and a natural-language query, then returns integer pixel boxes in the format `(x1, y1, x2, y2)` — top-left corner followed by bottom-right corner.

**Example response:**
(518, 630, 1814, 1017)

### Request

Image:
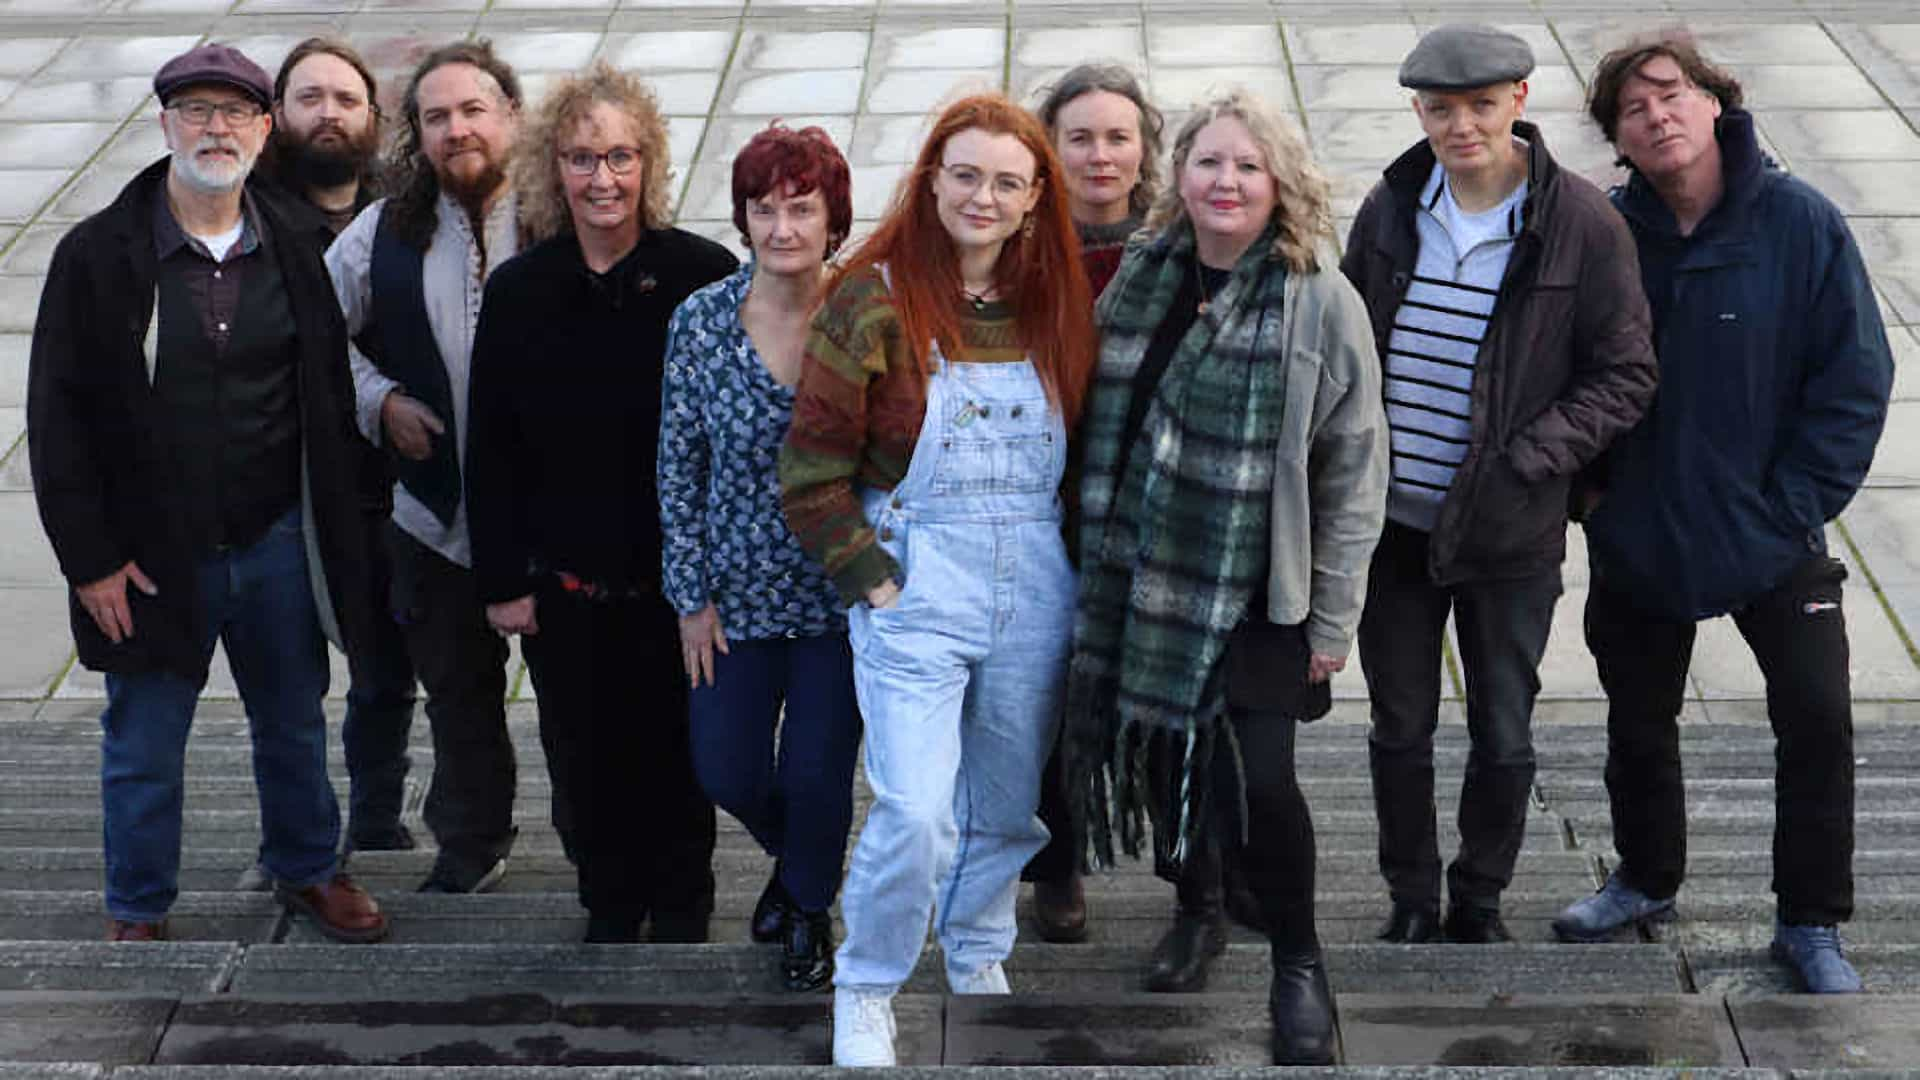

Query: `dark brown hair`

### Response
(1587, 33, 1743, 144)
(273, 36, 378, 109)
(384, 39, 523, 250)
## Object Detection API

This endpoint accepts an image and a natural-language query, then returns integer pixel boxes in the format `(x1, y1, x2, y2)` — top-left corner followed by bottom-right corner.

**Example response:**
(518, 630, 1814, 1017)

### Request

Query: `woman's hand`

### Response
(679, 604, 730, 688)
(866, 579, 902, 611)
(486, 594, 539, 637)
(1307, 651, 1345, 684)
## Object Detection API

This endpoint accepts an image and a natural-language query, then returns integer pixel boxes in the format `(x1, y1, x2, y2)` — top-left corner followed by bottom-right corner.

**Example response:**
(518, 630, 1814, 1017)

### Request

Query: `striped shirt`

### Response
(1384, 161, 1527, 531)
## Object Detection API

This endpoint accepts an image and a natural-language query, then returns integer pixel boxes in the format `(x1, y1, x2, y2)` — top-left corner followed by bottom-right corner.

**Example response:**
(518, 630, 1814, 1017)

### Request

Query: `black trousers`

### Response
(1024, 740, 1077, 884)
(341, 505, 416, 839)
(521, 586, 716, 921)
(1360, 521, 1561, 913)
(386, 524, 517, 865)
(1157, 709, 1319, 955)
(1586, 555, 1854, 926)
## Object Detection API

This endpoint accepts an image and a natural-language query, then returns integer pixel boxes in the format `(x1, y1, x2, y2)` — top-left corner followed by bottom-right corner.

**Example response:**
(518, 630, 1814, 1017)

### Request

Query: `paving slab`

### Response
(94, 1067, 1797, 1080)
(942, 992, 1275, 1066)
(0, 891, 283, 944)
(150, 992, 943, 1067)
(1729, 995, 1920, 1070)
(0, 991, 175, 1065)
(1336, 994, 1743, 1067)
(0, 941, 237, 993)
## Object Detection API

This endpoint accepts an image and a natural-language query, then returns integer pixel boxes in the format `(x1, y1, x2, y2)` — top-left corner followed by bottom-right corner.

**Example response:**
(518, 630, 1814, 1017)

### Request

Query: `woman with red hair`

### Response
(659, 123, 858, 993)
(780, 93, 1095, 1066)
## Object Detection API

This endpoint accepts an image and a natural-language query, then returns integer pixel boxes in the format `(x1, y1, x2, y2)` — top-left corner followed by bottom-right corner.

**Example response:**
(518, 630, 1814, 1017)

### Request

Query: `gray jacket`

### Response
(1264, 265, 1390, 658)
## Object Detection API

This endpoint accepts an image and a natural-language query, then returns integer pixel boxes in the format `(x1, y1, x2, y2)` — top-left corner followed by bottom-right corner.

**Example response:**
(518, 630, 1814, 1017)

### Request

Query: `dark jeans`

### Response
(687, 633, 861, 914)
(1023, 739, 1077, 884)
(342, 506, 416, 841)
(1586, 555, 1854, 926)
(1156, 709, 1318, 954)
(384, 524, 516, 865)
(521, 587, 716, 922)
(1360, 520, 1561, 913)
(101, 509, 338, 920)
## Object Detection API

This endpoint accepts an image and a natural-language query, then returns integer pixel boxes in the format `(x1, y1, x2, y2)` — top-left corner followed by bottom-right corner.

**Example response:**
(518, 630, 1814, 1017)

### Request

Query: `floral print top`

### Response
(659, 263, 846, 639)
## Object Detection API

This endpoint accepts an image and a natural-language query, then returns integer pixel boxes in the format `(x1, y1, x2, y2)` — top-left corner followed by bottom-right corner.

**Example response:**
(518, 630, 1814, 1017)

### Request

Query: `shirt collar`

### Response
(152, 179, 264, 262)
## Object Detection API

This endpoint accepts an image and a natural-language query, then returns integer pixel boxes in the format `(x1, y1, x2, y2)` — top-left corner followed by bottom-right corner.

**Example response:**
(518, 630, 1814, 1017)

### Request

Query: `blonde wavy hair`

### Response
(510, 62, 673, 243)
(1147, 87, 1333, 274)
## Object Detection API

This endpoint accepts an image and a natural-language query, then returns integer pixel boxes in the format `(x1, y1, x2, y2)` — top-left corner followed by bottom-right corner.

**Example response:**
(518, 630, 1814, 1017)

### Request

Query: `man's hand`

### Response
(678, 604, 729, 688)
(486, 594, 539, 637)
(77, 561, 158, 644)
(381, 391, 445, 462)
(1307, 651, 1346, 685)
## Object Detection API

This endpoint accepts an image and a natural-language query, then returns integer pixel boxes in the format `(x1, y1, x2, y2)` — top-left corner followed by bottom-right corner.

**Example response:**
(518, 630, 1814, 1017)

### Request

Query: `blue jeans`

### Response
(101, 509, 340, 921)
(834, 356, 1075, 993)
(688, 632, 861, 913)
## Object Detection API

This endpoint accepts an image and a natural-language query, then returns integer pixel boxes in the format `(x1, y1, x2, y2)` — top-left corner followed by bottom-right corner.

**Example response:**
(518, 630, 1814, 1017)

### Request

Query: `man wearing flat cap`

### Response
(27, 42, 388, 944)
(1342, 23, 1657, 944)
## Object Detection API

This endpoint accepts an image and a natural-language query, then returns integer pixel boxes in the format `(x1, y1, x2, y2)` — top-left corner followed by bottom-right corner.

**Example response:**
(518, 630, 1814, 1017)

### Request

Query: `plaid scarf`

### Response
(1066, 221, 1290, 872)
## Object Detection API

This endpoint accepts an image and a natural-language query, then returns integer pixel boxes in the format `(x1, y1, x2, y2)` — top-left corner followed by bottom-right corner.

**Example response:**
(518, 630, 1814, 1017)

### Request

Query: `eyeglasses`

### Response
(167, 99, 265, 127)
(560, 147, 643, 177)
(939, 162, 1033, 202)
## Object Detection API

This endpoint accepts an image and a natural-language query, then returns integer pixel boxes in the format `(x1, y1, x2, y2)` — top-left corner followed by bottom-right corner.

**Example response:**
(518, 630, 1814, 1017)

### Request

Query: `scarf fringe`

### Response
(1072, 694, 1246, 879)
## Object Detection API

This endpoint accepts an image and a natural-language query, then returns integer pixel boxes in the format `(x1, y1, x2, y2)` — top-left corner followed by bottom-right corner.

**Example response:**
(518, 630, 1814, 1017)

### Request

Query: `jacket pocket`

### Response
(1460, 447, 1570, 563)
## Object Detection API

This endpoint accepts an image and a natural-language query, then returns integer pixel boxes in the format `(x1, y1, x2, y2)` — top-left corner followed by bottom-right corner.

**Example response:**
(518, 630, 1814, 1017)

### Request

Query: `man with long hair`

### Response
(1555, 34, 1892, 994)
(265, 38, 383, 237)
(323, 40, 526, 894)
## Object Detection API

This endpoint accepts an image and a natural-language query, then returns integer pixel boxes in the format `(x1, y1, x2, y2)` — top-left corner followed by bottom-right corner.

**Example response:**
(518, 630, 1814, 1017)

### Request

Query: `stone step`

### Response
(0, 991, 175, 1066)
(0, 893, 283, 944)
(1685, 944, 1920, 994)
(1538, 778, 1920, 809)
(0, 942, 238, 993)
(222, 942, 1683, 996)
(101, 1068, 1797, 1080)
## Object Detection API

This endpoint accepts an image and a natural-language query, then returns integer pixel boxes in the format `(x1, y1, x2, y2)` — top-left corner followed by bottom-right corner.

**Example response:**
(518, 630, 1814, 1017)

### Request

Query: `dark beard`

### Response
(275, 126, 377, 190)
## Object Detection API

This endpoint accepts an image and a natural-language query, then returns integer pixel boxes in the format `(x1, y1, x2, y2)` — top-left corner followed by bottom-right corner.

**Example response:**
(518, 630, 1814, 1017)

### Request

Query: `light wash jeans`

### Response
(834, 355, 1076, 992)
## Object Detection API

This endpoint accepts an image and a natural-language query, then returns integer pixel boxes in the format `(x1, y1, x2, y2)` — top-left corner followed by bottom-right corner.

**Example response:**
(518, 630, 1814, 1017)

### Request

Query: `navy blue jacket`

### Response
(1585, 110, 1893, 620)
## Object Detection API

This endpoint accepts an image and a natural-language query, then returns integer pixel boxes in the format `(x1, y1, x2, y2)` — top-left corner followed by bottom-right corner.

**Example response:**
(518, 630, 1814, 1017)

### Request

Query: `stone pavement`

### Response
(0, 0, 1919, 1075)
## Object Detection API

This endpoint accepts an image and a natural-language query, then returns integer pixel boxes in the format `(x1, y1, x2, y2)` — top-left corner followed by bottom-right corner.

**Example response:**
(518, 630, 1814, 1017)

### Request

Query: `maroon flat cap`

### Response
(153, 43, 272, 110)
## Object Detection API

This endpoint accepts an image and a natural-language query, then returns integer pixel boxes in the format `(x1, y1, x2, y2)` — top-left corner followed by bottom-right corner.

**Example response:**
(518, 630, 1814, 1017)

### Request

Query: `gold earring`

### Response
(1021, 216, 1035, 239)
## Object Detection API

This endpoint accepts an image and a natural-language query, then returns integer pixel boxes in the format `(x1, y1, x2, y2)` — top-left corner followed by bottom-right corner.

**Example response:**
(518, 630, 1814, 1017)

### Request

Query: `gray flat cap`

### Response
(1398, 24, 1535, 90)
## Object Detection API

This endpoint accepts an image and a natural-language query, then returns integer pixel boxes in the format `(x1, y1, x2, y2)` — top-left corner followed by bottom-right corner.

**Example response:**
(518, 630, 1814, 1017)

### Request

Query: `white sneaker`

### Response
(832, 987, 897, 1067)
(948, 961, 1010, 994)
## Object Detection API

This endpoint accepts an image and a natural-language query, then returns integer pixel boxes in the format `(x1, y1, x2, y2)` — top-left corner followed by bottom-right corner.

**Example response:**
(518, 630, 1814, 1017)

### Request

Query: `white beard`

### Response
(171, 136, 257, 194)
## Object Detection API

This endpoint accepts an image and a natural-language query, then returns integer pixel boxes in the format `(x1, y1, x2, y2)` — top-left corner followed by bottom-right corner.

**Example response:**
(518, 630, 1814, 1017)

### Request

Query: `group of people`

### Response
(26, 19, 1892, 1069)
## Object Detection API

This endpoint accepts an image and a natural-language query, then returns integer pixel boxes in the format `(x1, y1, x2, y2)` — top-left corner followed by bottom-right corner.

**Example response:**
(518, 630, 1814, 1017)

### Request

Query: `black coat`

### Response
(1341, 121, 1658, 585)
(1585, 111, 1894, 619)
(27, 157, 373, 678)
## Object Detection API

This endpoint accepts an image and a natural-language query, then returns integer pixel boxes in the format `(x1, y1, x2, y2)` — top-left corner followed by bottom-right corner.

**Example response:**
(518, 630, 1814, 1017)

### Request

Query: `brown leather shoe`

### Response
(1033, 875, 1089, 943)
(107, 919, 168, 942)
(276, 872, 389, 944)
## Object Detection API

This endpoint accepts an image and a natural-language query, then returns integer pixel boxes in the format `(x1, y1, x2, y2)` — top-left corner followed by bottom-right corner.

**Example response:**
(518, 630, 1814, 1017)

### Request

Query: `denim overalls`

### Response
(833, 342, 1077, 993)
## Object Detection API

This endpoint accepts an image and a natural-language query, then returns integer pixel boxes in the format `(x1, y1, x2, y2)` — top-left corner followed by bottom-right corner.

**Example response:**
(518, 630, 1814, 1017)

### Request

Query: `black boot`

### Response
(584, 910, 643, 944)
(751, 866, 793, 944)
(1269, 947, 1336, 1065)
(1376, 901, 1441, 943)
(1145, 906, 1226, 992)
(782, 908, 834, 992)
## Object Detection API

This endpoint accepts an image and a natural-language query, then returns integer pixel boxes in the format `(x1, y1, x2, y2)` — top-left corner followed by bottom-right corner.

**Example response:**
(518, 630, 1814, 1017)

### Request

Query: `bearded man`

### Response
(323, 40, 527, 893)
(27, 43, 387, 943)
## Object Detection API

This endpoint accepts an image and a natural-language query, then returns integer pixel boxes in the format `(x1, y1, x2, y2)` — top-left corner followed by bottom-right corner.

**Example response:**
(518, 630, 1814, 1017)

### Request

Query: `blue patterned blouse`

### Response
(659, 264, 846, 640)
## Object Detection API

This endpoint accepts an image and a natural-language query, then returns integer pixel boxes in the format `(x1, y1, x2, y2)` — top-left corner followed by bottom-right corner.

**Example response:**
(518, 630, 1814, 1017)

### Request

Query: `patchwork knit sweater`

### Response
(779, 266, 1026, 605)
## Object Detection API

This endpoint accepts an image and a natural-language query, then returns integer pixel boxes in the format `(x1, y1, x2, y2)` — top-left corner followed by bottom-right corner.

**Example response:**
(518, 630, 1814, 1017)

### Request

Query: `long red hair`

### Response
(830, 94, 1096, 426)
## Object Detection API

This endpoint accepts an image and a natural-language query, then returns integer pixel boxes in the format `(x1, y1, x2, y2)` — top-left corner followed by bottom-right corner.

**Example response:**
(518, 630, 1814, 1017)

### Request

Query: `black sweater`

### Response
(465, 228, 738, 605)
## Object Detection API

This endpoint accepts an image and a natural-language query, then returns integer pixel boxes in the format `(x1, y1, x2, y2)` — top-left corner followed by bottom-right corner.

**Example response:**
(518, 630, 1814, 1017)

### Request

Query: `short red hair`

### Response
(732, 123, 853, 254)
(830, 94, 1095, 426)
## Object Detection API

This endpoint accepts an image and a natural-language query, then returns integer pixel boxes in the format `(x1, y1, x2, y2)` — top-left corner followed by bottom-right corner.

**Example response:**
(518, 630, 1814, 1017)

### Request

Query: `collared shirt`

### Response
(325, 189, 520, 567)
(658, 263, 844, 640)
(152, 184, 264, 353)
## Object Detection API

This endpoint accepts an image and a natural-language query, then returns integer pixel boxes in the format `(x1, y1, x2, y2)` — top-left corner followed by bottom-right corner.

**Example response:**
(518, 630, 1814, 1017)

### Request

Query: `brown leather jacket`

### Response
(1340, 121, 1657, 585)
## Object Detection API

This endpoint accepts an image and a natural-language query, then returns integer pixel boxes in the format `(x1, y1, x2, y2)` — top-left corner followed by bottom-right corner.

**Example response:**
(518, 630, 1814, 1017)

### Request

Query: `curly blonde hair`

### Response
(1147, 87, 1333, 274)
(510, 62, 673, 243)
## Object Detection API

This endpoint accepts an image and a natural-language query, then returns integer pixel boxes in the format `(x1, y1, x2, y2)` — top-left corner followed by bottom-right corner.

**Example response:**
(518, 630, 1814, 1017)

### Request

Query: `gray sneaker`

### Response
(1552, 871, 1675, 942)
(234, 862, 273, 892)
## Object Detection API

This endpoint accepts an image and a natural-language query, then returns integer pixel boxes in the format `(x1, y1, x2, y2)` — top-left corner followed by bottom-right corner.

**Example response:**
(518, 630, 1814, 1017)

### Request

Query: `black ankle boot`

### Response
(1269, 947, 1335, 1065)
(1144, 905, 1227, 992)
(782, 908, 834, 991)
(583, 911, 643, 944)
(751, 866, 793, 944)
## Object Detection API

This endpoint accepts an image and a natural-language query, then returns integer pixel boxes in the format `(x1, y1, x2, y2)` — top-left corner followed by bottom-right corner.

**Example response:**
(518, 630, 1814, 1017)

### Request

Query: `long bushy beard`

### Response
(276, 125, 378, 190)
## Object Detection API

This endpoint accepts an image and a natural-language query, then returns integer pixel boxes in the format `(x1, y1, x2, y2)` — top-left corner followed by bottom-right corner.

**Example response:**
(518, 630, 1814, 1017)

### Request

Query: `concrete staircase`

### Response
(2, 698, 1918, 1076)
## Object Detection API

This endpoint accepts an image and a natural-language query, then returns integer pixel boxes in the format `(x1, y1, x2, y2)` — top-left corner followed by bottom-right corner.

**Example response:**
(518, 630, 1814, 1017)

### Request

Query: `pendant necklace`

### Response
(962, 285, 993, 312)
